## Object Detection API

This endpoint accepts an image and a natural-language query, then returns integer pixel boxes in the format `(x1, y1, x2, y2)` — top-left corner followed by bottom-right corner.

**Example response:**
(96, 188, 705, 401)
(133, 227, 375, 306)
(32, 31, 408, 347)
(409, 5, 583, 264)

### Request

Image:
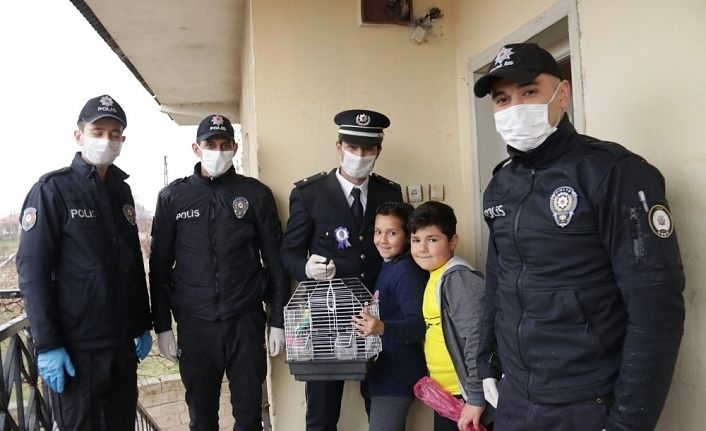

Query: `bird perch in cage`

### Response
(284, 278, 382, 381)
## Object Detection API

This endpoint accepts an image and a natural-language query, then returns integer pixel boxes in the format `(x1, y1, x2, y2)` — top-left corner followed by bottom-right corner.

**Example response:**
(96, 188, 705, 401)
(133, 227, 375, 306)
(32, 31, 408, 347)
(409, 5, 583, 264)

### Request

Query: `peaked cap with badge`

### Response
(474, 43, 563, 98)
(334, 109, 390, 147)
(197, 114, 236, 141)
(77, 94, 127, 128)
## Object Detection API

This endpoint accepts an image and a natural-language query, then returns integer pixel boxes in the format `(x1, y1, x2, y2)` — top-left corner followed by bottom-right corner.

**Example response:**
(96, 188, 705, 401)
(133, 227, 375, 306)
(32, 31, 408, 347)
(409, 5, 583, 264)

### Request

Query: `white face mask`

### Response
(340, 149, 377, 179)
(494, 83, 562, 153)
(81, 137, 122, 166)
(199, 147, 235, 178)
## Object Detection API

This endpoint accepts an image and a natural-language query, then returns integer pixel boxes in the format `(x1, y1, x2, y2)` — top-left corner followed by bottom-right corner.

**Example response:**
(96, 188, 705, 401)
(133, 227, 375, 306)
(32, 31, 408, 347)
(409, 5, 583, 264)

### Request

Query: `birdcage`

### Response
(284, 277, 382, 381)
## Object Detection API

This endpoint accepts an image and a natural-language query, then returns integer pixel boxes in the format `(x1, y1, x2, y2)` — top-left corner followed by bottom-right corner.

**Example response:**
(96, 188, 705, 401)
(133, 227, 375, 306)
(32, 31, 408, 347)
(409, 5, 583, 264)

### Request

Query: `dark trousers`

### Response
(494, 378, 609, 431)
(177, 310, 267, 431)
(305, 380, 370, 431)
(50, 343, 138, 431)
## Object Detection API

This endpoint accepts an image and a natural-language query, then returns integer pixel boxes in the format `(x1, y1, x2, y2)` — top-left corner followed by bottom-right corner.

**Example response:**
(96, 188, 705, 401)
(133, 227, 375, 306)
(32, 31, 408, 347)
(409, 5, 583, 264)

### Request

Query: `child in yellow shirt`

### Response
(409, 201, 492, 431)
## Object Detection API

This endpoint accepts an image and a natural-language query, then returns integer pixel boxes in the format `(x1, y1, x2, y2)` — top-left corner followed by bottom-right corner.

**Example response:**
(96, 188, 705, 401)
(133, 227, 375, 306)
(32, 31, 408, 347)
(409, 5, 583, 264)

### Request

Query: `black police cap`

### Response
(334, 109, 390, 147)
(196, 114, 236, 141)
(77, 94, 127, 128)
(474, 43, 563, 98)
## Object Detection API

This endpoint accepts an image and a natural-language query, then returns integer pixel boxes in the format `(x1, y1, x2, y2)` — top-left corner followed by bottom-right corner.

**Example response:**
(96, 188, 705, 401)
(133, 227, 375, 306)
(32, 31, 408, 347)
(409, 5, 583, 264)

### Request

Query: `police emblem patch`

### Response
(123, 204, 137, 226)
(549, 186, 578, 228)
(648, 204, 673, 238)
(355, 114, 371, 126)
(233, 197, 249, 219)
(21, 207, 37, 231)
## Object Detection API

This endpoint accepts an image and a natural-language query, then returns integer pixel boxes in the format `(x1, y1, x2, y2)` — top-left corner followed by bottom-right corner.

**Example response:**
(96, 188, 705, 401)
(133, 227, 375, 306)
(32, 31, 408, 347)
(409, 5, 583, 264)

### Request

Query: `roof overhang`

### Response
(70, 0, 244, 125)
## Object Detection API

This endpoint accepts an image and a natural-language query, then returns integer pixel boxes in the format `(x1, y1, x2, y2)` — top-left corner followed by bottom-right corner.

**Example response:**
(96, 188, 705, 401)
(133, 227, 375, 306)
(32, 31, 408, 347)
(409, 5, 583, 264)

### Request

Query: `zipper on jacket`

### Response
(513, 167, 535, 400)
(208, 189, 221, 318)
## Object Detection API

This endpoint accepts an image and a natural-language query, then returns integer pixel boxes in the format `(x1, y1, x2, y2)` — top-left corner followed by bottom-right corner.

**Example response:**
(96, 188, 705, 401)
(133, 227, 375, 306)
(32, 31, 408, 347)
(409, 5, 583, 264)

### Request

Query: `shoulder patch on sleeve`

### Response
(295, 171, 328, 188)
(38, 167, 70, 183)
(370, 173, 401, 190)
(21, 207, 38, 231)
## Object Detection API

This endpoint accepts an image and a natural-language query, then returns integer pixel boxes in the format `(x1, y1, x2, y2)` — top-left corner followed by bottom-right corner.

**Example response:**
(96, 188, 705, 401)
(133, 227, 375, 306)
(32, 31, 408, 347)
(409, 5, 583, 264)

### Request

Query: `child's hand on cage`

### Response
(352, 307, 384, 337)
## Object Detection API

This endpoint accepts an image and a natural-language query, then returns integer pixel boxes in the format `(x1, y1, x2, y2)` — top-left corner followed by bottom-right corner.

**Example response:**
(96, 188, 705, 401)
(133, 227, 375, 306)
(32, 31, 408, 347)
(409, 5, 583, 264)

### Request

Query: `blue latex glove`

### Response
(134, 330, 152, 360)
(37, 347, 75, 393)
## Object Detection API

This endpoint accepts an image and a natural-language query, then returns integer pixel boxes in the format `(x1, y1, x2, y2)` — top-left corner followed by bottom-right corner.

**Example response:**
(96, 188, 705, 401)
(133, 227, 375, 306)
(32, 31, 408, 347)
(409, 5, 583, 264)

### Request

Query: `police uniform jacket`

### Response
(149, 163, 289, 332)
(280, 169, 402, 288)
(16, 153, 151, 353)
(476, 116, 685, 430)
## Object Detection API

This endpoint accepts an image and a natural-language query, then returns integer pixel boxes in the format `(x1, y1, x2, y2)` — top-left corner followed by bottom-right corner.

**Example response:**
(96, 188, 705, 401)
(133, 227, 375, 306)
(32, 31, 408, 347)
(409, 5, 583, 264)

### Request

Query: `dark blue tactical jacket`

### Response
(149, 164, 290, 332)
(17, 153, 151, 353)
(477, 116, 685, 431)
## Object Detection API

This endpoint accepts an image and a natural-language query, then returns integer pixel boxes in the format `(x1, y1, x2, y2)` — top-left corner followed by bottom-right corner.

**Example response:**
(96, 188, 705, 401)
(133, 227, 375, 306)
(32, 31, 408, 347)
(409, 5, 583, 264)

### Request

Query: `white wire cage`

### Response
(284, 277, 382, 380)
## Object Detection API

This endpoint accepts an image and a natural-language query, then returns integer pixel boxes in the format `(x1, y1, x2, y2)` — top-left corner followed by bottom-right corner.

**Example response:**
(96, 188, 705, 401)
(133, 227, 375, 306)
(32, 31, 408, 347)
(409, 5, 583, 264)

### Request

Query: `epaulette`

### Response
(294, 171, 328, 188)
(370, 173, 401, 190)
(583, 138, 633, 159)
(492, 157, 512, 176)
(39, 166, 71, 183)
(167, 176, 189, 187)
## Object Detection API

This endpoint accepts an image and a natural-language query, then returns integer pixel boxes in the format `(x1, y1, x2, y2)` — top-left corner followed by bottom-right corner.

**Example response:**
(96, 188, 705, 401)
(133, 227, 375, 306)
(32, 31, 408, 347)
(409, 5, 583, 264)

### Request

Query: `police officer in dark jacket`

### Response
(280, 109, 402, 431)
(474, 43, 685, 431)
(16, 94, 152, 430)
(149, 114, 289, 430)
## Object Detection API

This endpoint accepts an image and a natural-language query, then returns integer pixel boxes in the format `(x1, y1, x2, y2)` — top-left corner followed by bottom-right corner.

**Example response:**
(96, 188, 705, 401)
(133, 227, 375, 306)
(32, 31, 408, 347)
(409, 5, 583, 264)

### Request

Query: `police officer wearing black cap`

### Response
(16, 94, 152, 430)
(474, 43, 685, 430)
(149, 114, 290, 430)
(280, 109, 403, 431)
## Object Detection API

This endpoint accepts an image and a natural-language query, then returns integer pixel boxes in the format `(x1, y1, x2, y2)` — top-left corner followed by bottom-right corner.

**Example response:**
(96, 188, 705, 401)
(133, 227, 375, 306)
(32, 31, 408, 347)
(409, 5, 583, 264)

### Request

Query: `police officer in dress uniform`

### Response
(149, 114, 290, 430)
(16, 95, 152, 430)
(474, 43, 685, 431)
(280, 109, 403, 431)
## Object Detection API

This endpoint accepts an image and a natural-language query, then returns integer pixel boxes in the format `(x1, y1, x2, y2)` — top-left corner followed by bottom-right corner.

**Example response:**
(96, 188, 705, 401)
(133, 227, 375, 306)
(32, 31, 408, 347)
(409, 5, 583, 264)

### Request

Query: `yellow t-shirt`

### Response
(423, 264, 460, 395)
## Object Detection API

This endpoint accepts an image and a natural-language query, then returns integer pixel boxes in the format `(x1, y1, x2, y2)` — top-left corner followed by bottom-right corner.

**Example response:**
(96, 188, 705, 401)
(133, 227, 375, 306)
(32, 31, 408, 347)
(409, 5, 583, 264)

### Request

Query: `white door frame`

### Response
(466, 0, 584, 270)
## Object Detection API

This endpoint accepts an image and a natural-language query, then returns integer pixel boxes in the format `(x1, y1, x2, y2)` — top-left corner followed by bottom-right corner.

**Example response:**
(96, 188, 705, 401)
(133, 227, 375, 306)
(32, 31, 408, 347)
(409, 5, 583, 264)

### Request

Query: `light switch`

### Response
(429, 184, 445, 201)
(407, 185, 423, 203)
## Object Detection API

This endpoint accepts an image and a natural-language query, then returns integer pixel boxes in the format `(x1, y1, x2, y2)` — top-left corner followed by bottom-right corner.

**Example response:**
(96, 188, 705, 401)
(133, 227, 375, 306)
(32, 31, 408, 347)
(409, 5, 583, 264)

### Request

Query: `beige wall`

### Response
(453, 0, 706, 430)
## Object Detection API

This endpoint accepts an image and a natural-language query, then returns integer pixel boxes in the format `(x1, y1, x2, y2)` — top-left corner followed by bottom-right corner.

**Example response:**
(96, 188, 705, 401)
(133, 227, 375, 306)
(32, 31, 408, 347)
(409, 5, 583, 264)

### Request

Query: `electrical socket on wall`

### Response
(407, 184, 423, 203)
(429, 184, 445, 201)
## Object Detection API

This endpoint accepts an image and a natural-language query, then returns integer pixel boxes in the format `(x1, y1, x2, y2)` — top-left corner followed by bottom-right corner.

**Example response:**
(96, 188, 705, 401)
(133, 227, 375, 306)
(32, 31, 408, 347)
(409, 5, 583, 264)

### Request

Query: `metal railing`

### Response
(0, 311, 53, 430)
(0, 293, 160, 431)
(135, 401, 160, 431)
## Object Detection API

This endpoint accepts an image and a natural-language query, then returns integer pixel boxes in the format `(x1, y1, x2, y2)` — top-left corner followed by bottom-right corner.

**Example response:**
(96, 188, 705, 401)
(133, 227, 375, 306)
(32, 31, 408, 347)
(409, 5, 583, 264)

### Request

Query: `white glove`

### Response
(268, 327, 285, 357)
(157, 330, 178, 363)
(305, 254, 336, 280)
(483, 378, 499, 408)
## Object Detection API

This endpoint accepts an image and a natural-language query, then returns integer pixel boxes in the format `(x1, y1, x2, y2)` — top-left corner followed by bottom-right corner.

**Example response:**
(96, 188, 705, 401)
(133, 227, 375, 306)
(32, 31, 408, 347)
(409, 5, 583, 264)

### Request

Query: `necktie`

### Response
(351, 187, 364, 228)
